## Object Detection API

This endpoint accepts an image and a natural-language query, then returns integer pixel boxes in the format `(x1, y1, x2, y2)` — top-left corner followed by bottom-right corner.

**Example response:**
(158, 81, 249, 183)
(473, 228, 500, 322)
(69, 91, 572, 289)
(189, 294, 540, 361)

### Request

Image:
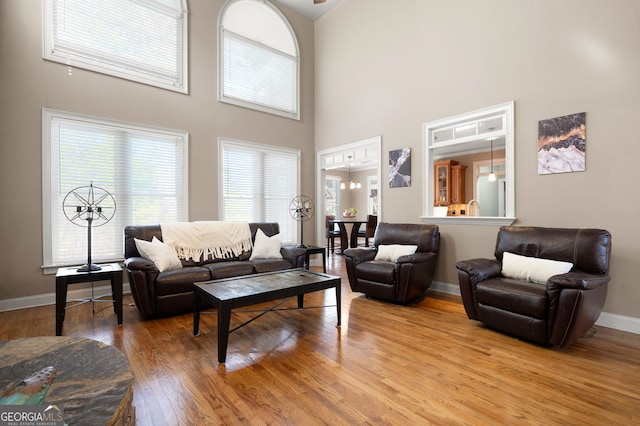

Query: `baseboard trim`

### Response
(429, 280, 640, 335)
(2, 280, 638, 335)
(0, 283, 132, 313)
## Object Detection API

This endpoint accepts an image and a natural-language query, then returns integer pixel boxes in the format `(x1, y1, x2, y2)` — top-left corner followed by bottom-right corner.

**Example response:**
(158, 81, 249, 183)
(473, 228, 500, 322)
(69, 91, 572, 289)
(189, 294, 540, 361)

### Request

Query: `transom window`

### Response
(42, 109, 188, 271)
(218, 0, 300, 119)
(219, 138, 300, 244)
(43, 0, 188, 93)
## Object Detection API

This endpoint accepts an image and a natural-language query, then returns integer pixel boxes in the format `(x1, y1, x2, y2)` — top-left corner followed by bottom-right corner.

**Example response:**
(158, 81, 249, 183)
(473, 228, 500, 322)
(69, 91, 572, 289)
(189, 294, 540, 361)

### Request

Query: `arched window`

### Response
(219, 0, 300, 119)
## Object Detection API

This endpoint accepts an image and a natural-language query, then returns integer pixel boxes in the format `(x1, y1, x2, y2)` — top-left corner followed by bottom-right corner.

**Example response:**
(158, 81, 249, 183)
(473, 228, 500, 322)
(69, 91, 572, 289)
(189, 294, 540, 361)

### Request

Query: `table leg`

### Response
(337, 222, 348, 253)
(217, 304, 232, 364)
(350, 223, 363, 248)
(193, 292, 201, 336)
(112, 270, 123, 325)
(335, 283, 342, 327)
(297, 294, 304, 309)
(55, 277, 67, 336)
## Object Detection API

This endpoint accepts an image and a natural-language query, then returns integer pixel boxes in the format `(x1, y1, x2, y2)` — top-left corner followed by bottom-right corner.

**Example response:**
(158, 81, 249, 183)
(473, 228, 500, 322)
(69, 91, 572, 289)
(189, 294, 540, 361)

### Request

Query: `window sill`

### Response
(42, 259, 124, 275)
(420, 216, 516, 226)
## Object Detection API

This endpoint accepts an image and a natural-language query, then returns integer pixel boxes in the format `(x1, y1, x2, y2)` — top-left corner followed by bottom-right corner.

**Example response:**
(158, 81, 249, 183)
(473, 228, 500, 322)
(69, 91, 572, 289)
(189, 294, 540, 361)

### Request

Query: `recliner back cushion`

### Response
(494, 226, 611, 275)
(373, 222, 439, 253)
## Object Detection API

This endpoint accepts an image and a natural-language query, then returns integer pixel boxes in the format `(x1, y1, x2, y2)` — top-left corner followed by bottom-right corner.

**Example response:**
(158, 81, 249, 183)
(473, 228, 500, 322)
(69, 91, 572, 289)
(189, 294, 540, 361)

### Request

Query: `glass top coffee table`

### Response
(193, 269, 341, 363)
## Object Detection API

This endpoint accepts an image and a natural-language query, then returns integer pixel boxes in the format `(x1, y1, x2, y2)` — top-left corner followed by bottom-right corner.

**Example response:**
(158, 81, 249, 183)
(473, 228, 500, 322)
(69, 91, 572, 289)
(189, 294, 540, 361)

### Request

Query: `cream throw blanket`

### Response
(160, 221, 252, 262)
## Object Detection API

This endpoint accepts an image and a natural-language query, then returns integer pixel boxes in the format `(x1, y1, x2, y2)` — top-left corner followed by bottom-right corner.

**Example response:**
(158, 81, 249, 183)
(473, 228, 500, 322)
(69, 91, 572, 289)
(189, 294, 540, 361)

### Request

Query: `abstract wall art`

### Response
(538, 112, 586, 174)
(389, 148, 411, 187)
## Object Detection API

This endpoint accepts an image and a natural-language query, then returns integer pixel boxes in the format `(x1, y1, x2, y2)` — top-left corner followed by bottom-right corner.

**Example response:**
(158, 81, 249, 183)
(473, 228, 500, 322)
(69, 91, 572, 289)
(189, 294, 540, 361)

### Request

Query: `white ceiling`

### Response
(272, 0, 343, 21)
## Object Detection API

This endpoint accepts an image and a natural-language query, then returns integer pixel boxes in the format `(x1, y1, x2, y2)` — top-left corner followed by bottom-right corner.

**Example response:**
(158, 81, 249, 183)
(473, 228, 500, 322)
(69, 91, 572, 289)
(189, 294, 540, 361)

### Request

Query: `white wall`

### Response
(314, 0, 640, 320)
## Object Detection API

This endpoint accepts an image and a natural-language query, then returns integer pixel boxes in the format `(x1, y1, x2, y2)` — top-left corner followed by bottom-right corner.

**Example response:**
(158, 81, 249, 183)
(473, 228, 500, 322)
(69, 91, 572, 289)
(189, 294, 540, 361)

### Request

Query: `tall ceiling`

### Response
(273, 0, 343, 21)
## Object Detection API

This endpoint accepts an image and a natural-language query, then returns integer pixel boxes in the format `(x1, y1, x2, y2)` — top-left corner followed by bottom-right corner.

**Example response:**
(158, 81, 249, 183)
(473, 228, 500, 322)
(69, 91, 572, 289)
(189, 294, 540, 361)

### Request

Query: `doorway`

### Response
(316, 136, 382, 247)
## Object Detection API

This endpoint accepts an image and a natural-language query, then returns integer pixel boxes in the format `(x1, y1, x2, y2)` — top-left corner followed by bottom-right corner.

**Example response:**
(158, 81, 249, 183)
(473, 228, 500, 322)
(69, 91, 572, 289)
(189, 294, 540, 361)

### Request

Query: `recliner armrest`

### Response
(343, 247, 376, 264)
(547, 271, 611, 290)
(455, 258, 502, 282)
(397, 251, 436, 264)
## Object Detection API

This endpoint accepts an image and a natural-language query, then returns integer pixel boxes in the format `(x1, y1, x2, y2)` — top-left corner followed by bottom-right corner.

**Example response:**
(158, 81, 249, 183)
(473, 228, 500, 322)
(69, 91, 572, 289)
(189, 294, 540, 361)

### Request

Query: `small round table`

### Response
(0, 336, 133, 425)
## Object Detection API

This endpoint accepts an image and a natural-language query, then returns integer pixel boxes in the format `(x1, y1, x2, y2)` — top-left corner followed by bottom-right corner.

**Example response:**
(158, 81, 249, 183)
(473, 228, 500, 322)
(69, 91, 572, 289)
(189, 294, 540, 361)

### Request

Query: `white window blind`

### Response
(43, 0, 188, 93)
(43, 109, 188, 269)
(219, 0, 300, 119)
(219, 139, 299, 244)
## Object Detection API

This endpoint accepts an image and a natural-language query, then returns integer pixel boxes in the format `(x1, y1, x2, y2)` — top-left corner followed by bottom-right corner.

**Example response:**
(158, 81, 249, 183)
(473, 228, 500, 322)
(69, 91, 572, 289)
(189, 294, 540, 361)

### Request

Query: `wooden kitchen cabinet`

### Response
(434, 160, 466, 206)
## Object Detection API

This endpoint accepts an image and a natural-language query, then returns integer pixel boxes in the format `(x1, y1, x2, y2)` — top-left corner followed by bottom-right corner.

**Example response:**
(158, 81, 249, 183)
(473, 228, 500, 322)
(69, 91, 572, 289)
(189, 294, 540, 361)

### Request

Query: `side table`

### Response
(55, 263, 123, 336)
(304, 245, 326, 273)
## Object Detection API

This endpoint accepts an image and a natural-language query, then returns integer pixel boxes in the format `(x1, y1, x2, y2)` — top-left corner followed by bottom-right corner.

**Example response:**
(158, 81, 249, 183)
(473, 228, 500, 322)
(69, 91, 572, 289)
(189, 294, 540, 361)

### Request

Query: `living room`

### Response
(1, 0, 639, 424)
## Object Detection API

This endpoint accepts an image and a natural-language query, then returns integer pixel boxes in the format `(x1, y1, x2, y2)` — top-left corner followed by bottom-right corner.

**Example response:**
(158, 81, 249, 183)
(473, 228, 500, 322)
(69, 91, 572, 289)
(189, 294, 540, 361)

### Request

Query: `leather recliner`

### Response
(456, 226, 612, 348)
(343, 222, 440, 303)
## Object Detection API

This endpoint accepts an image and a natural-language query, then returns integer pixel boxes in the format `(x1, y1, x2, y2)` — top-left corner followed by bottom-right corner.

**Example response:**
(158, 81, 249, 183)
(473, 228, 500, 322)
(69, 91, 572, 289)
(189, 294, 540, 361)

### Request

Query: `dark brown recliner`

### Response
(456, 226, 612, 348)
(343, 222, 440, 303)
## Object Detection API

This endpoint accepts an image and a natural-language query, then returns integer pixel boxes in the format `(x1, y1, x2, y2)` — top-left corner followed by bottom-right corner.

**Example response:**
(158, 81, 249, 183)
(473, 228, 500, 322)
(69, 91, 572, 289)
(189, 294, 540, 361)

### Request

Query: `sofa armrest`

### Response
(280, 245, 306, 268)
(125, 256, 158, 272)
(455, 258, 502, 282)
(343, 247, 377, 264)
(124, 256, 159, 318)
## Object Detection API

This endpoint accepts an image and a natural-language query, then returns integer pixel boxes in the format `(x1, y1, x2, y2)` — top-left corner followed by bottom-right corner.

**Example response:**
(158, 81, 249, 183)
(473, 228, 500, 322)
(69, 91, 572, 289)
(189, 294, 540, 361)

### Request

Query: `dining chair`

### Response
(326, 215, 341, 254)
(357, 214, 377, 247)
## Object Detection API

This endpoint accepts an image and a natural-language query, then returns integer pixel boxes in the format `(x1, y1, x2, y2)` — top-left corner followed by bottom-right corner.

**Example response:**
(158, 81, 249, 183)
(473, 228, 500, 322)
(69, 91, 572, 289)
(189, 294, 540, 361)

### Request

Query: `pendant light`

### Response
(342, 156, 361, 190)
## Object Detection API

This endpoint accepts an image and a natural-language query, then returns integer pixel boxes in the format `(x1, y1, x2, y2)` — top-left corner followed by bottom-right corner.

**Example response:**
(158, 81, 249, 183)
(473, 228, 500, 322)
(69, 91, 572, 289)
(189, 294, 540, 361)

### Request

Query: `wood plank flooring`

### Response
(1, 253, 639, 425)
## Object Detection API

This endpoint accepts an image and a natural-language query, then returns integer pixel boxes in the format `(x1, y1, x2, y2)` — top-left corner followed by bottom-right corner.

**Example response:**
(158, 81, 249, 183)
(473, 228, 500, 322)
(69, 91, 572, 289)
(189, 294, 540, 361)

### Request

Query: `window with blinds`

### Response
(42, 109, 188, 269)
(42, 0, 188, 93)
(219, 0, 300, 119)
(219, 139, 299, 244)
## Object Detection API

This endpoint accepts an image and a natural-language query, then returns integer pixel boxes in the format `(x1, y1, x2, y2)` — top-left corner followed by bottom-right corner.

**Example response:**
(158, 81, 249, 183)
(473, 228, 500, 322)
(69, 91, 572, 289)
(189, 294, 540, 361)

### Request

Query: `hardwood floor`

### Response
(1, 254, 639, 425)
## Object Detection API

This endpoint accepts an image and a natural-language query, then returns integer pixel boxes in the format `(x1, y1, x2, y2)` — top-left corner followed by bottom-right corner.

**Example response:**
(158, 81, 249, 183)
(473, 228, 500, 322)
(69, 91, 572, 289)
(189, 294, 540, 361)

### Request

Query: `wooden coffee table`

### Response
(193, 269, 341, 363)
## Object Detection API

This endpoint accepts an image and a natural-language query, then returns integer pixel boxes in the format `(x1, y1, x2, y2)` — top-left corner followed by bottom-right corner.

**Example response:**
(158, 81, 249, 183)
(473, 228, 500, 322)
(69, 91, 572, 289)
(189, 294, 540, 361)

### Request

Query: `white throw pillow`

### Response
(502, 252, 573, 284)
(374, 244, 418, 262)
(249, 229, 283, 260)
(134, 237, 182, 272)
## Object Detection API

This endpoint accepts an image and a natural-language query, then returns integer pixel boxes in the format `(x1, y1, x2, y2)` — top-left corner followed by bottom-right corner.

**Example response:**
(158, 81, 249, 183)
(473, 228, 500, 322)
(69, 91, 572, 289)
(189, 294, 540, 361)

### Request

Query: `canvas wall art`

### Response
(538, 112, 586, 174)
(389, 148, 411, 187)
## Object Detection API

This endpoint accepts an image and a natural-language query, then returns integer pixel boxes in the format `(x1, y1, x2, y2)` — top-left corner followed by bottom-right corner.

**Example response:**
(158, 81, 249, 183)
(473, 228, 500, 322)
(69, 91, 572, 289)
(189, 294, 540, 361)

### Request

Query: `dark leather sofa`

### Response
(343, 222, 440, 303)
(124, 222, 305, 318)
(456, 226, 612, 348)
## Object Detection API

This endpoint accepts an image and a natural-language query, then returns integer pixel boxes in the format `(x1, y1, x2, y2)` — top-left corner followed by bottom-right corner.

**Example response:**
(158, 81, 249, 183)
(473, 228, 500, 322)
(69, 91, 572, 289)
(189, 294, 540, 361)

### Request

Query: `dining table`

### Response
(329, 218, 367, 253)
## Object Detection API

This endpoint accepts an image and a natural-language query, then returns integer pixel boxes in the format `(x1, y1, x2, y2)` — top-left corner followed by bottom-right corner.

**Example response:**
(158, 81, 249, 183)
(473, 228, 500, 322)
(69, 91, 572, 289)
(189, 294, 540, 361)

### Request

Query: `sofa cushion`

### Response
(249, 228, 283, 260)
(155, 267, 211, 297)
(252, 259, 293, 274)
(502, 252, 573, 284)
(134, 237, 182, 272)
(206, 261, 255, 280)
